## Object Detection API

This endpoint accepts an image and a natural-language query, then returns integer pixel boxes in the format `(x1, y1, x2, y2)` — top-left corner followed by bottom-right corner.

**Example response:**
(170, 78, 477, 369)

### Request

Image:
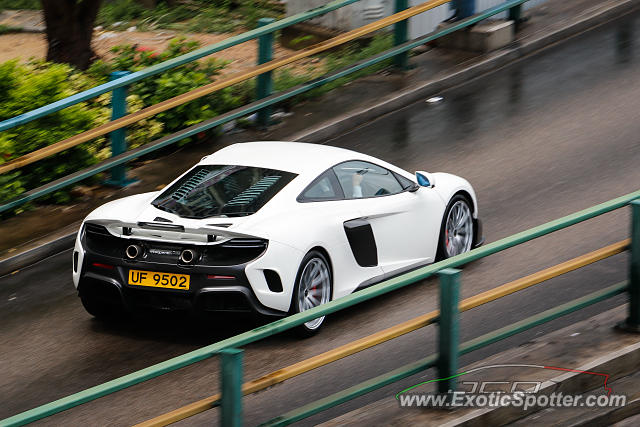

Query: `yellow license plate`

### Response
(128, 269, 190, 290)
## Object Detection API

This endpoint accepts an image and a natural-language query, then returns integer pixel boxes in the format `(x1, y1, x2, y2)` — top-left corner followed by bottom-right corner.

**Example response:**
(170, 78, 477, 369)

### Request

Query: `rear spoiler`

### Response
(85, 219, 264, 242)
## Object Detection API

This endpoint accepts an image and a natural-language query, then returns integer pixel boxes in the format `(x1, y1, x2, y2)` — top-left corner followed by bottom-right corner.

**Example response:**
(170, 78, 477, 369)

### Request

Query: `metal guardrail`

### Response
(137, 240, 630, 426)
(269, 282, 629, 426)
(0, 0, 531, 212)
(1, 192, 638, 427)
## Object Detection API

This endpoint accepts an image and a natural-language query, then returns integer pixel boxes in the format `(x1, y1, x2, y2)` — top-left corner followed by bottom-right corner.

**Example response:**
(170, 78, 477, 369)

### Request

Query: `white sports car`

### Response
(73, 142, 482, 334)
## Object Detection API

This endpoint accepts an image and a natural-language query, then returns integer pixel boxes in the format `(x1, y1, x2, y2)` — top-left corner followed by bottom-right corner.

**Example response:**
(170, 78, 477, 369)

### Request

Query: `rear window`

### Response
(152, 165, 297, 219)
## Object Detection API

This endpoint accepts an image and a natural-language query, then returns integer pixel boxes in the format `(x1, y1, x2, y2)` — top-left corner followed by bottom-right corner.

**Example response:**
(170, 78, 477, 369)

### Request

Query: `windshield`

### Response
(151, 165, 297, 219)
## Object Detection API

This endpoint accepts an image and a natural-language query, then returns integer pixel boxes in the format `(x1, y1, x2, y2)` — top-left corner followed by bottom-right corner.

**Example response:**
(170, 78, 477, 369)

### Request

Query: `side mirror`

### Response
(415, 171, 435, 188)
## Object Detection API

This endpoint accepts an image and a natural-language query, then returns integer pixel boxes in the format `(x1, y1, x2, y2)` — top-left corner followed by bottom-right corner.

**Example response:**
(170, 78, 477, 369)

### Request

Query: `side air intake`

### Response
(263, 269, 283, 293)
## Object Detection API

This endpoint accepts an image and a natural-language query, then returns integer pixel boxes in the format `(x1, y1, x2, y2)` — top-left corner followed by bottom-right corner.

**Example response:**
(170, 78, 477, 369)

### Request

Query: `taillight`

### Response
(92, 262, 114, 270)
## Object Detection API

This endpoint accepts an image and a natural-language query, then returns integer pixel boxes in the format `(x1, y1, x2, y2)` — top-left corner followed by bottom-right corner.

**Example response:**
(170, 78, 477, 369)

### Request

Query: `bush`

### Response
(109, 37, 240, 139)
(0, 0, 40, 10)
(0, 58, 163, 206)
(98, 0, 148, 25)
(0, 60, 102, 204)
(317, 34, 394, 94)
(0, 24, 21, 35)
(0, 38, 238, 207)
(97, 0, 282, 33)
(0, 37, 239, 208)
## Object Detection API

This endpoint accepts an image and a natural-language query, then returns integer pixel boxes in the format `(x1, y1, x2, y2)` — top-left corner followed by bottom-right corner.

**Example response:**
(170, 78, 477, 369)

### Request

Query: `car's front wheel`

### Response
(291, 250, 332, 337)
(437, 194, 475, 260)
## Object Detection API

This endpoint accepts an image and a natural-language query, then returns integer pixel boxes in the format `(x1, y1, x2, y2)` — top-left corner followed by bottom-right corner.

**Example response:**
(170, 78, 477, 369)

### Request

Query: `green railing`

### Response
(0, 0, 361, 133)
(1, 191, 638, 427)
(0, 0, 532, 213)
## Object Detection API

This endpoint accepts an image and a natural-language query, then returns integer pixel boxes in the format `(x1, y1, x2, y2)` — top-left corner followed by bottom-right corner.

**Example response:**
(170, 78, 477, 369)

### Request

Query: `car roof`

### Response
(200, 141, 375, 176)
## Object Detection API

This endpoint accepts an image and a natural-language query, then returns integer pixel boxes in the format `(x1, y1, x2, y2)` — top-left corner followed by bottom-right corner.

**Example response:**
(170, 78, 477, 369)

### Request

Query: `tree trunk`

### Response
(41, 0, 102, 70)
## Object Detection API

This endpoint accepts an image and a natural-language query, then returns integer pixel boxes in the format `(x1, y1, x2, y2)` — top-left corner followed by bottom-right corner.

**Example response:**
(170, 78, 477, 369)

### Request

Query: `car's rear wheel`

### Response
(291, 250, 332, 337)
(80, 293, 124, 320)
(437, 195, 474, 260)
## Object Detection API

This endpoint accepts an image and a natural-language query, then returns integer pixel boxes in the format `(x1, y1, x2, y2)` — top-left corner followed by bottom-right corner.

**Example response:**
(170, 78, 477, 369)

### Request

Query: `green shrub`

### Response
(97, 0, 282, 33)
(0, 38, 237, 208)
(0, 60, 102, 203)
(0, 172, 25, 210)
(0, 24, 21, 35)
(109, 37, 239, 139)
(0, 0, 40, 10)
(0, 58, 163, 206)
(98, 0, 148, 26)
(317, 34, 394, 94)
(267, 34, 394, 105)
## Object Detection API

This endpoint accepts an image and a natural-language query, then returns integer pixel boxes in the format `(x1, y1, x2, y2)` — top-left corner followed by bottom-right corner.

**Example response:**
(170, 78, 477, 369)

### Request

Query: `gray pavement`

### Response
(1, 3, 640, 427)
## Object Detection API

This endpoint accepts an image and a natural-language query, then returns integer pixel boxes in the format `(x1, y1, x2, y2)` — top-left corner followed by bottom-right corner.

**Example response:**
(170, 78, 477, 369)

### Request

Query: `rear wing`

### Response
(84, 219, 264, 244)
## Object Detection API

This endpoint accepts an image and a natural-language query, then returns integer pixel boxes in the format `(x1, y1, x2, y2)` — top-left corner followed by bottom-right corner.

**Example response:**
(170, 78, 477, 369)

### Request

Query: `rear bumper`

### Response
(78, 253, 286, 317)
(75, 223, 288, 317)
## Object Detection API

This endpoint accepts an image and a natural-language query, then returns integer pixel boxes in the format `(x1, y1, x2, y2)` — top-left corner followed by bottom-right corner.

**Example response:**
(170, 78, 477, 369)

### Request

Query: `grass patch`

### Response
(0, 24, 21, 34)
(271, 34, 395, 105)
(97, 0, 283, 33)
(0, 0, 40, 10)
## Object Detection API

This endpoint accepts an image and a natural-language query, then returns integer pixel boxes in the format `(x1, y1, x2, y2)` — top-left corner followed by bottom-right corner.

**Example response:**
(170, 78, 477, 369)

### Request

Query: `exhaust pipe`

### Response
(126, 244, 142, 260)
(180, 249, 196, 264)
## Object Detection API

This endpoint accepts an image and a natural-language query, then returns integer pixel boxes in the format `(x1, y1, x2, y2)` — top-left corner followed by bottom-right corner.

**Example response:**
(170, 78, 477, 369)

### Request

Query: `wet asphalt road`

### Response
(2, 11, 640, 427)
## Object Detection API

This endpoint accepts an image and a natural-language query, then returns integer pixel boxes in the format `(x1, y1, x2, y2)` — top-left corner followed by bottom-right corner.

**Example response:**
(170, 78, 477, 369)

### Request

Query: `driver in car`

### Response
(352, 171, 364, 198)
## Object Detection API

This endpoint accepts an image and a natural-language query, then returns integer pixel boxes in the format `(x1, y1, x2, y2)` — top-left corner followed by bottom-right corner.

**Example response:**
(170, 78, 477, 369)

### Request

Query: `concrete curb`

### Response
(1, 0, 637, 277)
(289, 0, 639, 143)
(580, 396, 640, 426)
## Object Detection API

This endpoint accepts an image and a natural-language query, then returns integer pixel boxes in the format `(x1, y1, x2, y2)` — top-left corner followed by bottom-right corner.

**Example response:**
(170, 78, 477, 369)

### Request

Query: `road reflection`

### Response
(616, 19, 634, 64)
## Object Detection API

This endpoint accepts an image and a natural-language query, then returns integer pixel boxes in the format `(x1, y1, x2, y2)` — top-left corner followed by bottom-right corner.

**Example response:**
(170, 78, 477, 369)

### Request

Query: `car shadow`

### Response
(87, 310, 269, 346)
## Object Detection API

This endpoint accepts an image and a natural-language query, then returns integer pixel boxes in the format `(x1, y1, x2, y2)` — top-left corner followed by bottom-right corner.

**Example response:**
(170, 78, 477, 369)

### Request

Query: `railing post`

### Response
(393, 0, 409, 70)
(451, 0, 475, 20)
(256, 17, 275, 129)
(221, 348, 244, 427)
(437, 268, 461, 395)
(621, 200, 640, 332)
(508, 3, 522, 26)
(105, 71, 135, 187)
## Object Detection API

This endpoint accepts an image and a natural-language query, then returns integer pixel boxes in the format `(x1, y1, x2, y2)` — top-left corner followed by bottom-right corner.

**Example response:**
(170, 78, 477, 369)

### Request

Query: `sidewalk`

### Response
(1, 0, 638, 275)
(319, 305, 640, 426)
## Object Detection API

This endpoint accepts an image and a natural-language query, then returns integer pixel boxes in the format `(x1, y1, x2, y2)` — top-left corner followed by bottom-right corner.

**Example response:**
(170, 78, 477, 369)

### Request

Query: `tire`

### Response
(80, 292, 124, 320)
(290, 250, 332, 337)
(436, 194, 475, 261)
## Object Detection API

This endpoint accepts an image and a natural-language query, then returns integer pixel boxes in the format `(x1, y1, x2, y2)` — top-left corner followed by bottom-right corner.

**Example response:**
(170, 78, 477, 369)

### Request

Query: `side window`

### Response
(333, 161, 404, 199)
(299, 170, 344, 201)
(394, 172, 415, 190)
